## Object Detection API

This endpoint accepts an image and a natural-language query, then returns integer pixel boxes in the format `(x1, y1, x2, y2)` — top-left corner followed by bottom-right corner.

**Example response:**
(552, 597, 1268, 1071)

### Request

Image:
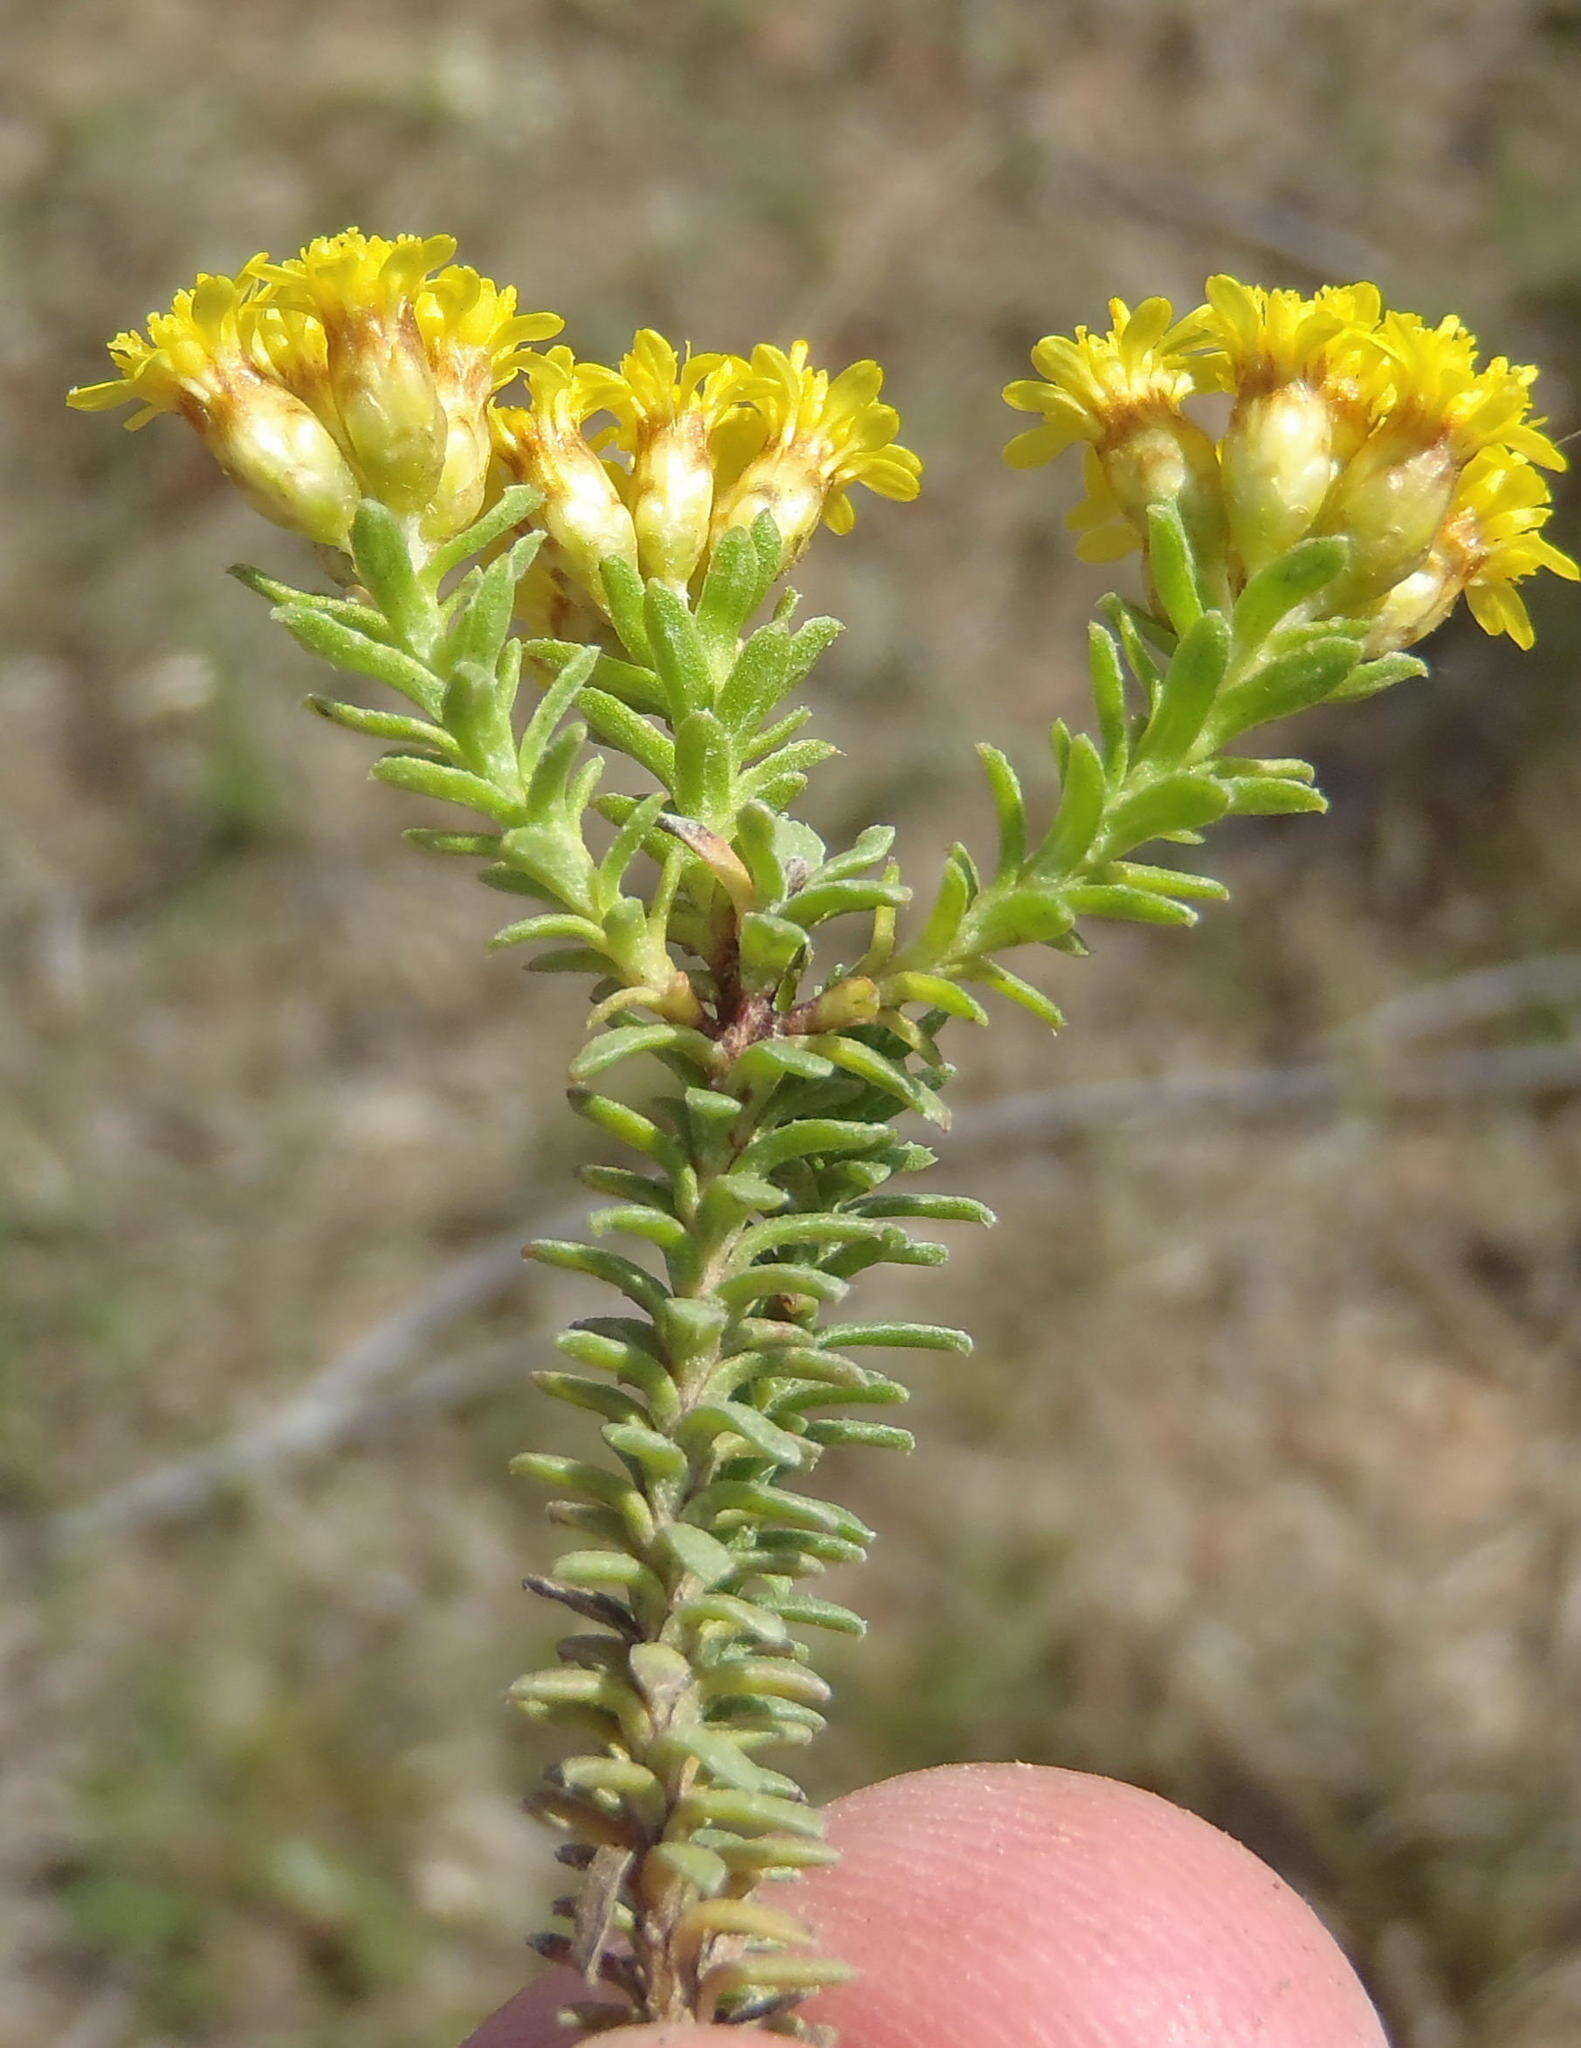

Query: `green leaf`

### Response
(733, 1214, 889, 1262)
(1219, 776, 1330, 816)
(674, 710, 735, 823)
(489, 912, 604, 952)
(976, 744, 1027, 874)
(1033, 733, 1107, 874)
(1066, 881, 1197, 926)
(697, 525, 772, 654)
(783, 616, 843, 687)
(714, 1264, 850, 1309)
(679, 1402, 809, 1466)
(1101, 770, 1229, 852)
(731, 1039, 835, 1086)
(781, 878, 910, 929)
(233, 566, 392, 639)
(350, 499, 432, 652)
(742, 1119, 893, 1173)
(966, 960, 1067, 1029)
(906, 847, 975, 965)
(371, 753, 520, 822)
(878, 972, 988, 1025)
(570, 1024, 720, 1082)
(823, 1318, 970, 1351)
(1230, 534, 1347, 651)
(802, 1418, 915, 1451)
(1109, 860, 1228, 901)
(1145, 501, 1203, 634)
(600, 556, 653, 665)
(850, 1193, 995, 1225)
(1210, 634, 1362, 738)
(969, 884, 1074, 950)
(1327, 652, 1428, 702)
(738, 912, 809, 983)
(274, 604, 441, 713)
(644, 580, 713, 720)
(430, 482, 542, 580)
(804, 1035, 949, 1126)
(740, 737, 840, 802)
(1087, 623, 1131, 770)
(1136, 611, 1230, 767)
(764, 1595, 867, 1637)
(718, 623, 794, 733)
(527, 1239, 670, 1316)
(734, 802, 787, 902)
(654, 1522, 740, 1589)
(306, 695, 457, 754)
(578, 688, 675, 786)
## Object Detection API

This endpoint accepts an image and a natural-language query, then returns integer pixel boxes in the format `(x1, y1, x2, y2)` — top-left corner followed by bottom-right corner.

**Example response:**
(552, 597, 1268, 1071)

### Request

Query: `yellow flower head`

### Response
(242, 231, 563, 531)
(1183, 277, 1382, 402)
(492, 348, 639, 611)
(710, 340, 923, 563)
(1358, 310, 1564, 470)
(576, 331, 750, 586)
(1357, 449, 1577, 653)
(66, 269, 359, 547)
(1003, 297, 1200, 467)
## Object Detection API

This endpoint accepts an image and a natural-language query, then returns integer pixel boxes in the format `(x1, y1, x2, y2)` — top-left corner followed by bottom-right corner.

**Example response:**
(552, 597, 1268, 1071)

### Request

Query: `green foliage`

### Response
(233, 488, 1433, 2036)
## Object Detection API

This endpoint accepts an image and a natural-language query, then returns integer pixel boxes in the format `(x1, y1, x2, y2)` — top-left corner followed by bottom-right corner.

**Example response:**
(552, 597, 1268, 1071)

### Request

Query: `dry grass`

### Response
(7, 3, 1581, 2042)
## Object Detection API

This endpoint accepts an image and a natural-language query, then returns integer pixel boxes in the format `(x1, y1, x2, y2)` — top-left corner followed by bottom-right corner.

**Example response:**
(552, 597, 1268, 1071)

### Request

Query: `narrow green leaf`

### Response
(717, 623, 793, 733)
(577, 688, 675, 786)
(371, 754, 520, 822)
(976, 744, 1027, 875)
(1145, 502, 1204, 634)
(1066, 881, 1197, 926)
(306, 695, 456, 754)
(1136, 611, 1230, 766)
(1033, 733, 1107, 875)
(1100, 770, 1229, 852)
(644, 581, 713, 719)
(1230, 534, 1347, 651)
(1087, 623, 1131, 770)
(350, 499, 431, 652)
(430, 482, 542, 580)
(275, 604, 440, 713)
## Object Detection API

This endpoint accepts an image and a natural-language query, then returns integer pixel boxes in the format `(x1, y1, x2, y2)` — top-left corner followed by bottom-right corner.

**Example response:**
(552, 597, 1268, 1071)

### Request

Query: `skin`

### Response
(463, 1762, 1390, 2048)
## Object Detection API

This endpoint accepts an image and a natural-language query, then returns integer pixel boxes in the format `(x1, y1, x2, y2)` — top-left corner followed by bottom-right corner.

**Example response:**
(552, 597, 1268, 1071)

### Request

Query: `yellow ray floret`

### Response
(1450, 448, 1579, 648)
(1003, 297, 1200, 467)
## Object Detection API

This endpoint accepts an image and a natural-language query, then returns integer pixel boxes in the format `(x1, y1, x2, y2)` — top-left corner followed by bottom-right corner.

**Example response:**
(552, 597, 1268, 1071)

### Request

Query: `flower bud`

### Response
(326, 302, 447, 516)
(204, 374, 359, 547)
(1219, 381, 1337, 574)
(493, 393, 639, 609)
(1098, 414, 1228, 584)
(1318, 425, 1458, 605)
(631, 413, 716, 587)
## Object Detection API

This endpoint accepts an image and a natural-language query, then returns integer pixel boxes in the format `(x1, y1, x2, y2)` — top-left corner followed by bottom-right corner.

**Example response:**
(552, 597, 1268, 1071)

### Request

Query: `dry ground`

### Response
(6, 4, 1581, 2044)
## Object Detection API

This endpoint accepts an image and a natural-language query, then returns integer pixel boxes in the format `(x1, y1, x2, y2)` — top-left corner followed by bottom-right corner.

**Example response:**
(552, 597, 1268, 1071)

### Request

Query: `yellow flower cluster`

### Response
(69, 232, 561, 549)
(492, 331, 922, 630)
(69, 232, 922, 622)
(1006, 276, 1576, 651)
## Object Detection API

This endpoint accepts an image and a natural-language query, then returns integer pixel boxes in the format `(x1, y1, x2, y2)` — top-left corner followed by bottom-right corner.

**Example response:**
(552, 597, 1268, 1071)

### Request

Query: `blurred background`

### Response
(7, 2, 1581, 2043)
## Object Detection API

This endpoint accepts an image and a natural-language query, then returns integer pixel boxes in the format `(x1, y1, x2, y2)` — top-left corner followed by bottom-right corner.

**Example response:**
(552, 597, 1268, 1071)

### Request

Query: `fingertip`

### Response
(783, 1762, 1388, 2048)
